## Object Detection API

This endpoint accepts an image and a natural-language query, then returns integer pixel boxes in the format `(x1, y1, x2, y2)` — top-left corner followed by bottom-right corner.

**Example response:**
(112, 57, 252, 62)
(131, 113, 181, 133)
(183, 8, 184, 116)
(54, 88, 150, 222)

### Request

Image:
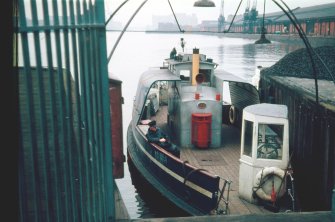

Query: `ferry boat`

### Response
(127, 45, 293, 216)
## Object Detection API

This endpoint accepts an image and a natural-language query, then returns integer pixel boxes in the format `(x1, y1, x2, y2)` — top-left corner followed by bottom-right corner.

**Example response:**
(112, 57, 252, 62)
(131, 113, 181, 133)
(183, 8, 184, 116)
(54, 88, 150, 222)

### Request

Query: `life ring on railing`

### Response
(254, 166, 286, 201)
(229, 106, 237, 125)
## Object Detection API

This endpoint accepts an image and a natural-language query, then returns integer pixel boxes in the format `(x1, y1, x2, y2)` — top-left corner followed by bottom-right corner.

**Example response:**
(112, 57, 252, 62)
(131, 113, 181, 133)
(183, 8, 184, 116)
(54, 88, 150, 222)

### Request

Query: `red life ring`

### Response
(254, 166, 286, 201)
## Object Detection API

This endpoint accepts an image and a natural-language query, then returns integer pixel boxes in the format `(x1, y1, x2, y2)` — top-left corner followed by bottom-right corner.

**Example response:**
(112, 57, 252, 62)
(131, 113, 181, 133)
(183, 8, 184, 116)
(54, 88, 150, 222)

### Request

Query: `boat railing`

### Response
(215, 178, 232, 215)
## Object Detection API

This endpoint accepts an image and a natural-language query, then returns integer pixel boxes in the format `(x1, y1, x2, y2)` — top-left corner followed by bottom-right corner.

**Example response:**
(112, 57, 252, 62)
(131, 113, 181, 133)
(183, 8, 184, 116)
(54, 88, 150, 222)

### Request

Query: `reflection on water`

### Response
(110, 32, 302, 219)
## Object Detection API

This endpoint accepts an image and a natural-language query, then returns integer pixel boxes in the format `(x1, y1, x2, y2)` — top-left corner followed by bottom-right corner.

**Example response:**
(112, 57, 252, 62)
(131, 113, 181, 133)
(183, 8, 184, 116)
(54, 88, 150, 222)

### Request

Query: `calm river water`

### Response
(107, 31, 301, 219)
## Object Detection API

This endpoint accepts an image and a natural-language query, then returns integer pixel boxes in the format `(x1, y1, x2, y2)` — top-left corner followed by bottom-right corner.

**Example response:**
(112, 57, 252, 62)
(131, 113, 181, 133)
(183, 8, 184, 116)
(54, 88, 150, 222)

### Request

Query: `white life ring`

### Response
(229, 106, 237, 124)
(254, 166, 286, 201)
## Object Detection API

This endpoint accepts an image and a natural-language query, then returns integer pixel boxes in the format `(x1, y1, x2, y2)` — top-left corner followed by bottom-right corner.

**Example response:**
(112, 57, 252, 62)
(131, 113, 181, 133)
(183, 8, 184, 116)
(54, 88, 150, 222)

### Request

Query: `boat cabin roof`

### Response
(165, 53, 218, 67)
(214, 70, 260, 109)
(244, 103, 288, 119)
(133, 67, 180, 124)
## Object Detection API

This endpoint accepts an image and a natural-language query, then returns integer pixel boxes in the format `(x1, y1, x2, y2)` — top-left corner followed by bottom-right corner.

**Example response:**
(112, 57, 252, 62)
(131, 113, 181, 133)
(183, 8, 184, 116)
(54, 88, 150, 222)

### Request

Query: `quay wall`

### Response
(142, 31, 335, 47)
(221, 32, 335, 47)
(122, 211, 332, 222)
(258, 46, 335, 211)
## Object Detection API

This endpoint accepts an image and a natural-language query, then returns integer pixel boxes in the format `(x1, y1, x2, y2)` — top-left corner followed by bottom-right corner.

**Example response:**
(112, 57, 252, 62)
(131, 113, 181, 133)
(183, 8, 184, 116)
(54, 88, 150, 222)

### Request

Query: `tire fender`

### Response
(229, 106, 237, 124)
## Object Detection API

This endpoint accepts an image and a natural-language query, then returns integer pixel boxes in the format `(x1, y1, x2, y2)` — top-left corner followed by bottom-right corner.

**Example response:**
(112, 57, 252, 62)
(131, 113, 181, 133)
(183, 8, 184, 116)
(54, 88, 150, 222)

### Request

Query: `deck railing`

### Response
(17, 0, 115, 221)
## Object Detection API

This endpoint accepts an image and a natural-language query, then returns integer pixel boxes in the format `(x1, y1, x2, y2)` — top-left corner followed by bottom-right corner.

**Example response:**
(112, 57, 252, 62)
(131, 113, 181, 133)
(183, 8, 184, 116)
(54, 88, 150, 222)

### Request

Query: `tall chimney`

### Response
(192, 48, 200, 86)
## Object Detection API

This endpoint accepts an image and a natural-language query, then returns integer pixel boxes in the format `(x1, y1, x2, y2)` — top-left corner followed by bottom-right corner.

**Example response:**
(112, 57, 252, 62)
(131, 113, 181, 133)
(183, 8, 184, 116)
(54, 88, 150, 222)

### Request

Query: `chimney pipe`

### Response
(192, 48, 200, 86)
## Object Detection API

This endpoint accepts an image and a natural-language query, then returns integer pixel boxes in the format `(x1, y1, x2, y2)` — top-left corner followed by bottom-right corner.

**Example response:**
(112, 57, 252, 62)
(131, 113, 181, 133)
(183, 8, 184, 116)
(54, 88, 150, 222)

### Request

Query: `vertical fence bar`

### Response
(81, 2, 95, 220)
(93, 17, 107, 222)
(18, 0, 39, 221)
(51, 1, 70, 221)
(61, 0, 77, 220)
(41, 0, 62, 221)
(84, 1, 97, 220)
(69, 0, 84, 220)
(30, 0, 51, 221)
(76, 0, 92, 220)
(92, 0, 103, 219)
(95, 0, 115, 220)
(89, 0, 103, 219)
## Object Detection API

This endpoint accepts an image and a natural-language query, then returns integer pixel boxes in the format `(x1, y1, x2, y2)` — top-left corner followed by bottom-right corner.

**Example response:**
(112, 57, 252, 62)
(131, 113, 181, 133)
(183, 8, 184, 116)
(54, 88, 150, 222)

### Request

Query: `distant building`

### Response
(152, 13, 198, 29)
(151, 3, 335, 36)
(272, 3, 335, 36)
(229, 3, 335, 36)
(198, 20, 218, 32)
(157, 22, 179, 31)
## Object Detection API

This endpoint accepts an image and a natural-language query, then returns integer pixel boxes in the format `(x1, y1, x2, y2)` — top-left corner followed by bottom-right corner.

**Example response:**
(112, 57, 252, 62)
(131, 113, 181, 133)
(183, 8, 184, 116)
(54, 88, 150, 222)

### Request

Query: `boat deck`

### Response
(147, 105, 271, 215)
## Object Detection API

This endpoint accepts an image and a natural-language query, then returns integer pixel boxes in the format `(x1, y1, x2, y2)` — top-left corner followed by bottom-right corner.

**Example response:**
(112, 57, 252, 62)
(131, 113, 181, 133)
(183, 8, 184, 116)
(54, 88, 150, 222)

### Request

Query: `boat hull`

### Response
(127, 123, 220, 215)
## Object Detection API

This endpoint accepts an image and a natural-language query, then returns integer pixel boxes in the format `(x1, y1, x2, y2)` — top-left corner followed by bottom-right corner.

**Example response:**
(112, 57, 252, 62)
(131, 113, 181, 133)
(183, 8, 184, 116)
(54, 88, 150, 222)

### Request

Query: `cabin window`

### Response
(257, 124, 283, 160)
(180, 70, 190, 81)
(243, 120, 253, 157)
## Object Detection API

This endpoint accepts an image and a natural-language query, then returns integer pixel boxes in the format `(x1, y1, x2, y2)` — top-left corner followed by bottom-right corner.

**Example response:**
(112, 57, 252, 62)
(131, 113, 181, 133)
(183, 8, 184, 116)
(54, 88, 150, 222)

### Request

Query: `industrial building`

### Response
(229, 3, 335, 37)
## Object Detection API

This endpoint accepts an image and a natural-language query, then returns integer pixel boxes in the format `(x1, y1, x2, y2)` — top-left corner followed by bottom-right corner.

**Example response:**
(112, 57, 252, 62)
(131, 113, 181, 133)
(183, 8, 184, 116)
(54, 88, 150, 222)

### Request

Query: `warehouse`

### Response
(230, 3, 335, 37)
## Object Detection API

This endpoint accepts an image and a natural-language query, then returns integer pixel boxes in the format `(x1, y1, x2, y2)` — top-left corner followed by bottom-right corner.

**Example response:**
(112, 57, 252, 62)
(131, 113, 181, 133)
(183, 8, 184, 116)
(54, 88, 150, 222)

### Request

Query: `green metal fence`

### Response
(17, 0, 115, 221)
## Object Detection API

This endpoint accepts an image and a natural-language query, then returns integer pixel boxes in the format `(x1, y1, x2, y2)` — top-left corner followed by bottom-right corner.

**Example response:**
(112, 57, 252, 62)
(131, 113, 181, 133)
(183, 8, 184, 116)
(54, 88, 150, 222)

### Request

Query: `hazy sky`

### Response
(105, 0, 335, 27)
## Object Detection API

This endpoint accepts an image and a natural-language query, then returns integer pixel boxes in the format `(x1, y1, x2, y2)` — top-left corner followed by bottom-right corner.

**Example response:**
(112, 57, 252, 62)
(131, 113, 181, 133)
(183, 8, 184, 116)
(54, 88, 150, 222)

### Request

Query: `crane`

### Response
(243, 0, 250, 21)
(252, 0, 257, 9)
(249, 0, 258, 21)
(218, 0, 225, 32)
(244, 0, 258, 33)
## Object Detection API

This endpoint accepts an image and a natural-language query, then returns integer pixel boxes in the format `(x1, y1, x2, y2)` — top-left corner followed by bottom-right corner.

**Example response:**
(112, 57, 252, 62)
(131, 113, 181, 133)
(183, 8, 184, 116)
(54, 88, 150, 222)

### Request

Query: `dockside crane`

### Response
(218, 0, 225, 32)
(243, 0, 250, 32)
(250, 0, 258, 21)
(243, 0, 258, 33)
(249, 0, 258, 30)
(243, 0, 250, 22)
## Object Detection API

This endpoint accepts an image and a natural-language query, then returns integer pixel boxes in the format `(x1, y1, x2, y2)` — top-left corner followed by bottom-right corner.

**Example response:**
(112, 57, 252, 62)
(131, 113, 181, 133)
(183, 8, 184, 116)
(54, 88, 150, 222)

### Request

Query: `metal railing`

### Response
(17, 0, 115, 221)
